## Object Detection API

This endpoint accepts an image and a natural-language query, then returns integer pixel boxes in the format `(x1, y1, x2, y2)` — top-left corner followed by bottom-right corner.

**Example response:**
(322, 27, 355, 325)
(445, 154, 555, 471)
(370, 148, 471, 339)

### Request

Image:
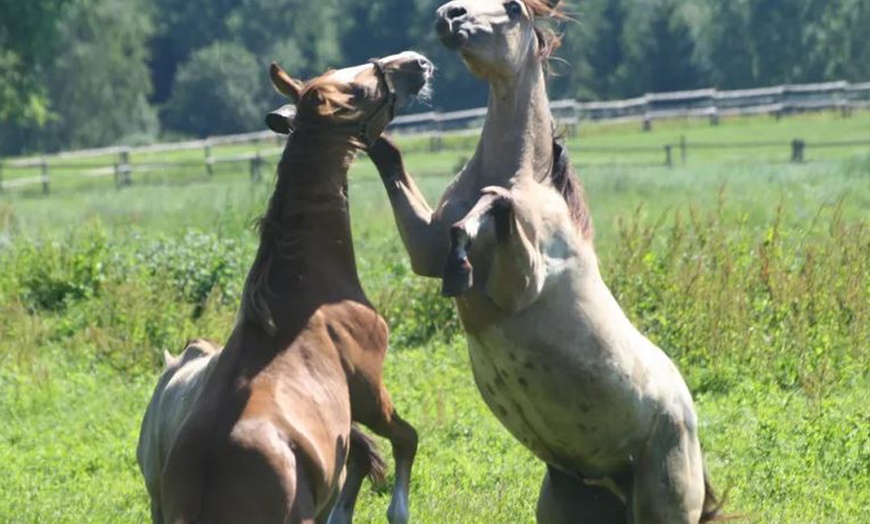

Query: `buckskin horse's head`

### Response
(434, 0, 562, 80)
(266, 52, 433, 146)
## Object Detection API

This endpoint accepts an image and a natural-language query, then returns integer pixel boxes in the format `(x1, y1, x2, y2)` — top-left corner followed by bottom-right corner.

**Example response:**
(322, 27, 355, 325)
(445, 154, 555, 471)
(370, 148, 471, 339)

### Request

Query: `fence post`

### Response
(40, 159, 50, 194)
(710, 109, 720, 126)
(643, 116, 652, 132)
(679, 135, 687, 165)
(204, 142, 214, 177)
(790, 139, 805, 163)
(118, 148, 131, 186)
(429, 113, 443, 152)
(840, 100, 853, 118)
(250, 151, 262, 183)
(664, 145, 673, 167)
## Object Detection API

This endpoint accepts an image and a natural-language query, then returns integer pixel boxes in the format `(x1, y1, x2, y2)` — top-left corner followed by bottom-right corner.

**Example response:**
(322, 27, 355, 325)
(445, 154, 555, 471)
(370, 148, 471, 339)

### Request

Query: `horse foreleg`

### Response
(369, 137, 447, 277)
(443, 186, 546, 312)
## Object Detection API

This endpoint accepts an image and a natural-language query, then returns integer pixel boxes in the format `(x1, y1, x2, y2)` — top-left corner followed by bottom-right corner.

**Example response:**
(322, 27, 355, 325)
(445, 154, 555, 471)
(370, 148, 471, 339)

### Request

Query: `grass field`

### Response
(1, 112, 869, 523)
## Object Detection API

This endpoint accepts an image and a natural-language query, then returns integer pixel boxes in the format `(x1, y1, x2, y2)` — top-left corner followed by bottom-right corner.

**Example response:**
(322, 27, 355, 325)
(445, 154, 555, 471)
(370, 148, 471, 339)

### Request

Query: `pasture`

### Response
(1, 112, 869, 522)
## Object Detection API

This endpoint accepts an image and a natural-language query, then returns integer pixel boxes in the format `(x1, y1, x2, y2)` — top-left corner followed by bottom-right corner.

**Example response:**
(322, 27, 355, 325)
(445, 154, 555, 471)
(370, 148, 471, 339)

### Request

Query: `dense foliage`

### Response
(1, 0, 870, 154)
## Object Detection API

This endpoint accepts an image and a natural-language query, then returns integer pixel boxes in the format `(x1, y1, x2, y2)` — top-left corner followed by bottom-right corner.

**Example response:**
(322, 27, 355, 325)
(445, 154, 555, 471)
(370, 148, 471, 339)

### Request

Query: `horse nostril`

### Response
(446, 6, 466, 20)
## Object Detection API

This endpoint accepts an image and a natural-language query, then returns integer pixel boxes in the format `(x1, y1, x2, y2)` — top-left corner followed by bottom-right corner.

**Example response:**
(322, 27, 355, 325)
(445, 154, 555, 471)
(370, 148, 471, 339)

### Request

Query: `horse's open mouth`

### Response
(411, 58, 435, 102)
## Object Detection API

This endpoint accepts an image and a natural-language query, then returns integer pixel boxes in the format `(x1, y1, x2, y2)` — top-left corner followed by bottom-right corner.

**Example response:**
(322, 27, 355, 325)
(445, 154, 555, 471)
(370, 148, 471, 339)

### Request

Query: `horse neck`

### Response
(474, 57, 553, 183)
(262, 130, 361, 285)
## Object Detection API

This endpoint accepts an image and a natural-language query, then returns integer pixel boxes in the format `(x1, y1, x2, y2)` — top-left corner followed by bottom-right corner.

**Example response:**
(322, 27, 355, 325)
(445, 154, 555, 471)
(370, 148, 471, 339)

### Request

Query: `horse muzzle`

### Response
(441, 227, 474, 297)
(435, 5, 471, 50)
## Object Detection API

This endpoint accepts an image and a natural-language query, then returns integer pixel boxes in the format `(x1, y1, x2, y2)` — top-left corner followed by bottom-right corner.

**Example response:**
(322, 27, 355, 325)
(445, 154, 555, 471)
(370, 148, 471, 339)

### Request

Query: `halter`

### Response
(355, 58, 397, 147)
(279, 59, 398, 148)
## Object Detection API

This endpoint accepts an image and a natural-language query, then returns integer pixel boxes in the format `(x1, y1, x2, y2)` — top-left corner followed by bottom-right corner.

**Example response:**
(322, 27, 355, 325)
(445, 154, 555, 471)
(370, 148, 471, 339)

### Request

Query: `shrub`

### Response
(10, 228, 109, 312)
(162, 42, 266, 137)
(604, 202, 870, 397)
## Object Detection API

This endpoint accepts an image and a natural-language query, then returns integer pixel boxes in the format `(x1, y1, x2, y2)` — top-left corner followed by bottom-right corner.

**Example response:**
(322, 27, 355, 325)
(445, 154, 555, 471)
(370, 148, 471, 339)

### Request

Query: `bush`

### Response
(604, 202, 870, 397)
(9, 229, 110, 313)
(377, 260, 460, 348)
(162, 42, 266, 137)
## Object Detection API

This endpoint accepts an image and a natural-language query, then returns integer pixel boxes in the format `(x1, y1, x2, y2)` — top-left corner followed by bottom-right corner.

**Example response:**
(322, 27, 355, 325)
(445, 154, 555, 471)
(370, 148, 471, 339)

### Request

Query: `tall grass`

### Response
(605, 197, 869, 397)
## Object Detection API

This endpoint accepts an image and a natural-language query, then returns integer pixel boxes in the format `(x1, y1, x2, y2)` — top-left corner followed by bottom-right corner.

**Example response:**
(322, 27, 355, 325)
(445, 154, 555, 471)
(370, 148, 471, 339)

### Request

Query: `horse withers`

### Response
(137, 51, 433, 524)
(368, 1, 724, 522)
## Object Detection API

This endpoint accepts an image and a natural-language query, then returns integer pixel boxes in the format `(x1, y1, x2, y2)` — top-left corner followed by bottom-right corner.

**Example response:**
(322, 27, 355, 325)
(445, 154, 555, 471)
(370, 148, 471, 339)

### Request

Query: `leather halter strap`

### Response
(355, 58, 396, 147)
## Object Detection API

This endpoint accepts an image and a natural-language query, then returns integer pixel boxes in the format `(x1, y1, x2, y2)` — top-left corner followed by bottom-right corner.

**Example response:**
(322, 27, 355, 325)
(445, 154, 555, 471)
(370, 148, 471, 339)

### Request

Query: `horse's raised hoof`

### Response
(442, 255, 473, 297)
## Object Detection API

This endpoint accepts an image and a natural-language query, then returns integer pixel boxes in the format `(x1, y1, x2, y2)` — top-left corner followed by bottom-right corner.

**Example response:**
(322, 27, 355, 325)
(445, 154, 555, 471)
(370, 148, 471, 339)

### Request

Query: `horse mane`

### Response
(550, 139, 593, 240)
(523, 0, 566, 59)
(298, 75, 361, 118)
(239, 129, 354, 336)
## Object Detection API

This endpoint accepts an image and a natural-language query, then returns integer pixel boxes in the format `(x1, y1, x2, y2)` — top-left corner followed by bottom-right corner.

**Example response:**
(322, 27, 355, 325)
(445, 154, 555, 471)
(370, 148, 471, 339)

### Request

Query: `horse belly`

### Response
(467, 330, 643, 476)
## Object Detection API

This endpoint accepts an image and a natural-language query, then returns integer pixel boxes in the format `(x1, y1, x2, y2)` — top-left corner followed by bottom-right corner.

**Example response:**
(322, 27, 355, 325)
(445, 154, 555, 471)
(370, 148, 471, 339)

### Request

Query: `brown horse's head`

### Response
(434, 0, 562, 80)
(267, 52, 433, 144)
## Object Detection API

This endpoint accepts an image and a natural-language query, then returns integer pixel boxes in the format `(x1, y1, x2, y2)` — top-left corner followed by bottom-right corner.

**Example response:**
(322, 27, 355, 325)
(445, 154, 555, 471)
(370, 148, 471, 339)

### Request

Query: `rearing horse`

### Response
(138, 51, 433, 524)
(368, 1, 723, 523)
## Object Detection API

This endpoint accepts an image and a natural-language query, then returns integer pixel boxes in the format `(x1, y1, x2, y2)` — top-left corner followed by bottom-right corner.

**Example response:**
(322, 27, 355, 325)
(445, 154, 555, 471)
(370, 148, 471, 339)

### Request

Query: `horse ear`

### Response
(265, 104, 297, 135)
(270, 62, 303, 102)
(162, 349, 177, 368)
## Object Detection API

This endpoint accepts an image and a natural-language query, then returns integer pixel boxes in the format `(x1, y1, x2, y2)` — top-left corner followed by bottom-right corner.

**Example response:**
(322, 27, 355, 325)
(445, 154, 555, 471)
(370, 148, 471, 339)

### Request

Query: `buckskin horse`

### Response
(367, 2, 723, 522)
(137, 51, 433, 524)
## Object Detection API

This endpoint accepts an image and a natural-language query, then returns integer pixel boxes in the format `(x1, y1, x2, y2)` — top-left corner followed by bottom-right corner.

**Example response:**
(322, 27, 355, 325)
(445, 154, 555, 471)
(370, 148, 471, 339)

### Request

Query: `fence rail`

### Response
(1, 79, 869, 194)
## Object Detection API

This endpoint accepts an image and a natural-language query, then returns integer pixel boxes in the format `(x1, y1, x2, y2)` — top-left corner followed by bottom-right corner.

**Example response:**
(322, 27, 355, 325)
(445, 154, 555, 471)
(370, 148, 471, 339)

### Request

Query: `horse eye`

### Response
(505, 1, 523, 18)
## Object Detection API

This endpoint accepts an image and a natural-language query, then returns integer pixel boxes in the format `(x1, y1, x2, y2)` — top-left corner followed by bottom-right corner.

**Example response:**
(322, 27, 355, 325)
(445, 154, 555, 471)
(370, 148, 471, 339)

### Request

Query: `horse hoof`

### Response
(386, 502, 409, 524)
(442, 259, 473, 297)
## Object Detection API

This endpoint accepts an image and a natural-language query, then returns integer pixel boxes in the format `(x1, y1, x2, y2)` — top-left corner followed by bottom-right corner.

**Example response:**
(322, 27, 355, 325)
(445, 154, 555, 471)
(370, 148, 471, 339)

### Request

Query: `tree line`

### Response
(1, 0, 868, 156)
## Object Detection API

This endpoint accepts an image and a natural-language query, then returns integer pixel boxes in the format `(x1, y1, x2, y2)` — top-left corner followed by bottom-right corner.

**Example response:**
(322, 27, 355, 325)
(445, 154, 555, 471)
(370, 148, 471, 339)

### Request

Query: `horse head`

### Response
(266, 52, 433, 146)
(434, 0, 562, 80)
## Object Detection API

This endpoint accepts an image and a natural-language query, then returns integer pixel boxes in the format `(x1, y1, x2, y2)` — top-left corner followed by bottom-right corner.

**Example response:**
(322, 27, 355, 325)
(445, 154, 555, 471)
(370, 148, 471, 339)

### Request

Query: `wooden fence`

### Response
(1, 79, 869, 194)
(386, 80, 870, 134)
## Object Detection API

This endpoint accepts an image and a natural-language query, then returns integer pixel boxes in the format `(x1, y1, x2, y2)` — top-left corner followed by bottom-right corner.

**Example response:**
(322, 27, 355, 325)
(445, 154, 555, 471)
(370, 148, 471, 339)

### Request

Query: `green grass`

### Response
(1, 114, 869, 522)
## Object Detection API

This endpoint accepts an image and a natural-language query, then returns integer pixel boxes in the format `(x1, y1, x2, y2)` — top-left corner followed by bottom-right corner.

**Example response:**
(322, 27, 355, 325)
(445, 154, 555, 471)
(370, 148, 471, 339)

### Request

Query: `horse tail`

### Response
(700, 467, 729, 522)
(349, 427, 387, 486)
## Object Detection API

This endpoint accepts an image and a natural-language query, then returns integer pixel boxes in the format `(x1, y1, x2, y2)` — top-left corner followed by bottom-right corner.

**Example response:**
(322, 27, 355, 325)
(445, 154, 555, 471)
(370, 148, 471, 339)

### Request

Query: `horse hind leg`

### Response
(536, 465, 627, 524)
(326, 427, 388, 524)
(629, 411, 706, 524)
(355, 387, 418, 524)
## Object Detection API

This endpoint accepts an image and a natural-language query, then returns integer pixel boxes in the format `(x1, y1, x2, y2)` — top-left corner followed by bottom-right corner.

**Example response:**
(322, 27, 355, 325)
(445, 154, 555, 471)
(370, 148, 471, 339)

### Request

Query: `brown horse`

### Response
(368, 1, 723, 523)
(137, 51, 433, 524)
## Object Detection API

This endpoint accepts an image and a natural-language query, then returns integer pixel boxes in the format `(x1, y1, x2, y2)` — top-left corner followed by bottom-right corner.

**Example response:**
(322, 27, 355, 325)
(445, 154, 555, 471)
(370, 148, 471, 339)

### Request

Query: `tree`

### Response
(0, 0, 71, 125)
(705, 0, 756, 88)
(162, 42, 265, 137)
(148, 0, 240, 104)
(37, 0, 158, 151)
(588, 0, 629, 97)
(226, 0, 341, 78)
(747, 0, 805, 85)
(640, 0, 707, 93)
